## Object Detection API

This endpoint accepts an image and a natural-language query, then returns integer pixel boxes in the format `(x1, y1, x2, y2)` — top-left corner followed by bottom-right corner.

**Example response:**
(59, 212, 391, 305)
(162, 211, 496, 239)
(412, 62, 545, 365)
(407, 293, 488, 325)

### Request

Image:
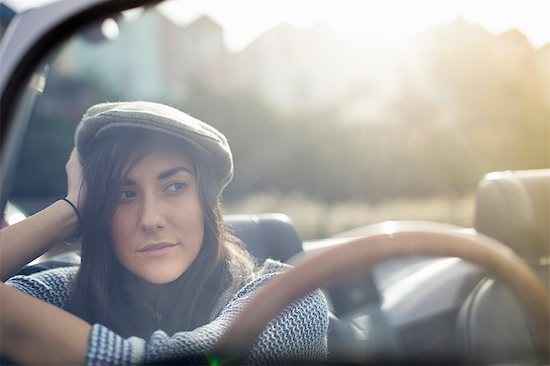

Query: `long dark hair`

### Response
(69, 128, 254, 338)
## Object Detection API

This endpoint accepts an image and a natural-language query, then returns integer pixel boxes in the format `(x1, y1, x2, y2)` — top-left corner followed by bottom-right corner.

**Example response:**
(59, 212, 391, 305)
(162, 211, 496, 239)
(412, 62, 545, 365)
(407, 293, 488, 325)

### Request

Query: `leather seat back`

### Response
(225, 213, 303, 262)
(475, 169, 549, 263)
(458, 169, 550, 363)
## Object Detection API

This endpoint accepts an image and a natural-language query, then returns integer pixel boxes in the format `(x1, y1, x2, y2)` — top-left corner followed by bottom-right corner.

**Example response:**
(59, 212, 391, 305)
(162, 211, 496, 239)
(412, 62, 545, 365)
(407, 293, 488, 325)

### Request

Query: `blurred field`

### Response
(226, 192, 475, 240)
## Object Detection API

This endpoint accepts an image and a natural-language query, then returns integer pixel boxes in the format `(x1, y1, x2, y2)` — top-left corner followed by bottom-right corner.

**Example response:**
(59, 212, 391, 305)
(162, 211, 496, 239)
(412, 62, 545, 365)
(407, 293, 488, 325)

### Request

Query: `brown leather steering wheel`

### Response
(215, 221, 550, 361)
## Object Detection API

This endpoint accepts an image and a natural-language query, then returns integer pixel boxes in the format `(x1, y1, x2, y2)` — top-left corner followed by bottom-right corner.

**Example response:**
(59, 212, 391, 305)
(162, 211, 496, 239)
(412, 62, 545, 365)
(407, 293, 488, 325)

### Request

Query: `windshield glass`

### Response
(7, 0, 549, 240)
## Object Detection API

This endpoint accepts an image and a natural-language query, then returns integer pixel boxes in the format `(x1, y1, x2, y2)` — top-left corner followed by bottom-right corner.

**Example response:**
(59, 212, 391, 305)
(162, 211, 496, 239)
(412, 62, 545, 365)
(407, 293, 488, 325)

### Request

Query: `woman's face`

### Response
(110, 147, 204, 284)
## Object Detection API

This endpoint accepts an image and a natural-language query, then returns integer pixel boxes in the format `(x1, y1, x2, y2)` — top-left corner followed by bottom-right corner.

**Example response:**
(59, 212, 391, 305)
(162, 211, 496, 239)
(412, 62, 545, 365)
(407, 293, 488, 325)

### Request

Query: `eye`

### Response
(166, 181, 187, 193)
(119, 190, 136, 202)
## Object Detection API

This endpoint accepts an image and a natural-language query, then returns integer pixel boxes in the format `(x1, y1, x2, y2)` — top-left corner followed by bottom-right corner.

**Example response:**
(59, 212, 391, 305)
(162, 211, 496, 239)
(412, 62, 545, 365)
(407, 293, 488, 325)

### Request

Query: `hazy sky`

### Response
(158, 0, 550, 51)
(6, 0, 550, 52)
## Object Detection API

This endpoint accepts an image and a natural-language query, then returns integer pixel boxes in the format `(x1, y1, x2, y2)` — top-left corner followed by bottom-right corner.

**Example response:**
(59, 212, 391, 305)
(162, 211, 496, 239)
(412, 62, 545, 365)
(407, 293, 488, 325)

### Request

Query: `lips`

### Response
(137, 242, 178, 256)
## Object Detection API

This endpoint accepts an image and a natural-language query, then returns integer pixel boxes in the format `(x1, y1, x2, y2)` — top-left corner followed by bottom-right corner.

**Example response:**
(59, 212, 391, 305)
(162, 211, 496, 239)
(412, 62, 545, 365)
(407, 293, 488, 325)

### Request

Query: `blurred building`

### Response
(56, 9, 226, 103)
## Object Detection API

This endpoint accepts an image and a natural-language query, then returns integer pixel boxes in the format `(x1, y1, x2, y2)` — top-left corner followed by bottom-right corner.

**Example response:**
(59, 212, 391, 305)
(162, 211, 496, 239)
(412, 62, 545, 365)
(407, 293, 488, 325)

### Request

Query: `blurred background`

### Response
(3, 0, 549, 239)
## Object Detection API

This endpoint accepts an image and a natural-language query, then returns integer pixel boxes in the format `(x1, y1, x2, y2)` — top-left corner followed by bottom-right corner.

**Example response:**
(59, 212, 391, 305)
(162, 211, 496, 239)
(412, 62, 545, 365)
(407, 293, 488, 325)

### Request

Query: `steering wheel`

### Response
(214, 221, 550, 363)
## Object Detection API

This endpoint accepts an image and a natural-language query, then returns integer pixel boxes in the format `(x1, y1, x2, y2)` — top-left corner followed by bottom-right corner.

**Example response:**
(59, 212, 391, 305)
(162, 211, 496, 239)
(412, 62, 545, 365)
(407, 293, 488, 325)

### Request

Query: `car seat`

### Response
(225, 213, 303, 262)
(474, 169, 549, 265)
(458, 169, 550, 364)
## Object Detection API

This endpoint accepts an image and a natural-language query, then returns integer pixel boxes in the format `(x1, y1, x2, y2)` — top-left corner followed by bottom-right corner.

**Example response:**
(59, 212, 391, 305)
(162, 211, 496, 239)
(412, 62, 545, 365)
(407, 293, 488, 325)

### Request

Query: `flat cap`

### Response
(75, 101, 233, 193)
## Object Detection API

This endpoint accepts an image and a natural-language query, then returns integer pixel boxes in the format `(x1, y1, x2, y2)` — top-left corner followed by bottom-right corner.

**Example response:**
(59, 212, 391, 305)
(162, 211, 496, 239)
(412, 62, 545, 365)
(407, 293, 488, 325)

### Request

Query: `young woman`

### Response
(0, 102, 328, 364)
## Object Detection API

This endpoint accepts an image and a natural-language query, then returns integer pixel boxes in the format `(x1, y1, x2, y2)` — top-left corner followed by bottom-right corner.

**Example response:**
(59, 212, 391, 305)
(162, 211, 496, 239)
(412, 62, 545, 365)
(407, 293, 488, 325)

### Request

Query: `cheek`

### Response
(175, 202, 204, 244)
(110, 209, 135, 258)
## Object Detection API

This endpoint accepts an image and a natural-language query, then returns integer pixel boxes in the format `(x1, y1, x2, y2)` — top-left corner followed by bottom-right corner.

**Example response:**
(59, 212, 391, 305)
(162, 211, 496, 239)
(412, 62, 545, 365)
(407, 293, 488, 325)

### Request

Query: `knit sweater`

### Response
(6, 259, 328, 365)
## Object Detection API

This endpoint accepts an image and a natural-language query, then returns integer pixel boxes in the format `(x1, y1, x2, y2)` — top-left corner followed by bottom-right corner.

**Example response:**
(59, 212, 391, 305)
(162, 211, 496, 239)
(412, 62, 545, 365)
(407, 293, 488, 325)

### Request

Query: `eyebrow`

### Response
(123, 166, 193, 186)
(158, 166, 193, 180)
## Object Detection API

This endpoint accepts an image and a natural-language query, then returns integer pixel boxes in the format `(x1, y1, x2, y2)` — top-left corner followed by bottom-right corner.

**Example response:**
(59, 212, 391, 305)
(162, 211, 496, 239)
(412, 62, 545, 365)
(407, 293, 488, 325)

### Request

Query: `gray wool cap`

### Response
(75, 101, 233, 193)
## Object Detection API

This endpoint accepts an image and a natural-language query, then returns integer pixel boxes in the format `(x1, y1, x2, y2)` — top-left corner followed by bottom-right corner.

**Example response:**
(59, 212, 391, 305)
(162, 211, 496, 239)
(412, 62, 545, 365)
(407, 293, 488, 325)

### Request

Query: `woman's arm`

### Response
(0, 149, 83, 281)
(0, 200, 80, 280)
(84, 268, 328, 365)
(2, 262, 327, 365)
(0, 282, 90, 364)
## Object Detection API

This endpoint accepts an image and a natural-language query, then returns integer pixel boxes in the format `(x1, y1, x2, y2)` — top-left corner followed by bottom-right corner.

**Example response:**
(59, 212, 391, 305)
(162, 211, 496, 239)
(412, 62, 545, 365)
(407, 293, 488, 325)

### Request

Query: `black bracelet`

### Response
(61, 198, 82, 235)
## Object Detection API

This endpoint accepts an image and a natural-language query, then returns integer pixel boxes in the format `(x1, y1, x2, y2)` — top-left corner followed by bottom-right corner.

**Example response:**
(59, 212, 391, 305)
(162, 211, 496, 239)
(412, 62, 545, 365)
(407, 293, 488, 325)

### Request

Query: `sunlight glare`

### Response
(7, 212, 25, 225)
(382, 221, 397, 235)
(158, 0, 549, 52)
(100, 18, 120, 40)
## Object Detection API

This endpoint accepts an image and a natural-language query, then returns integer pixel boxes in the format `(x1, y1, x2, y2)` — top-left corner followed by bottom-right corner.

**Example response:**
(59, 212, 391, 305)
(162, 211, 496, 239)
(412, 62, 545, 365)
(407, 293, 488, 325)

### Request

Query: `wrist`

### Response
(60, 198, 82, 236)
(65, 192, 81, 209)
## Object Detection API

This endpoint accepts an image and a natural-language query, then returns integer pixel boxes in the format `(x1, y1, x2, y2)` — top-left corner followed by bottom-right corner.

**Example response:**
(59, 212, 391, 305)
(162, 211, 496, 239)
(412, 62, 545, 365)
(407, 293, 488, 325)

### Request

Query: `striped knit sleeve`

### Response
(5, 266, 78, 309)
(85, 270, 329, 365)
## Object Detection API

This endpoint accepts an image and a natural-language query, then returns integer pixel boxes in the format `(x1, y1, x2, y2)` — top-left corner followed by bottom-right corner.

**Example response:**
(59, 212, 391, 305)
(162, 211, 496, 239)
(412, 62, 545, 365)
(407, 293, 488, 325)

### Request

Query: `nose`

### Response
(138, 195, 166, 233)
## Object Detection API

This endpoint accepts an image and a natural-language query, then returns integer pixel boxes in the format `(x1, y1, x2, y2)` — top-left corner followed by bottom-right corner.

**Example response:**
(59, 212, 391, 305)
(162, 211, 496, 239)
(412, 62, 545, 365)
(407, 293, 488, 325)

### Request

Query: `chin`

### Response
(139, 267, 187, 285)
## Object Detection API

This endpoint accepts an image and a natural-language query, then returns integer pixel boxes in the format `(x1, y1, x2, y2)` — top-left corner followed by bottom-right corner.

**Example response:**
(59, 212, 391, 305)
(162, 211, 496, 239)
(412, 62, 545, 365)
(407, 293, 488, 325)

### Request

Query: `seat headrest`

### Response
(225, 213, 303, 262)
(475, 170, 549, 261)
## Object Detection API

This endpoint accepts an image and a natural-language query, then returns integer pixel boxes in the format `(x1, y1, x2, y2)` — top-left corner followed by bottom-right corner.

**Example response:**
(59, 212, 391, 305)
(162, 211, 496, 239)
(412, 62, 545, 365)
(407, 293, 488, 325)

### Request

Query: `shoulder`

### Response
(233, 258, 290, 297)
(234, 258, 328, 331)
(219, 258, 328, 320)
(5, 266, 79, 309)
(259, 258, 291, 273)
(235, 259, 329, 361)
(211, 258, 290, 318)
(241, 258, 328, 317)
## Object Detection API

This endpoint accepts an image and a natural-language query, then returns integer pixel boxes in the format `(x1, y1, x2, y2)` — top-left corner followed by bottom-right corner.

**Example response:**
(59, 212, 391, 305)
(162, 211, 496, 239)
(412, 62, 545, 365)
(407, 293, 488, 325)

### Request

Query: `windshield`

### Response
(6, 0, 549, 240)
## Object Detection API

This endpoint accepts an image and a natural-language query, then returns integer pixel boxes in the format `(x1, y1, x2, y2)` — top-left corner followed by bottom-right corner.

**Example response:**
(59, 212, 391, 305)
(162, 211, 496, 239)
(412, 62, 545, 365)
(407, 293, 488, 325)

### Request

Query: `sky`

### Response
(5, 0, 550, 52)
(156, 1, 550, 51)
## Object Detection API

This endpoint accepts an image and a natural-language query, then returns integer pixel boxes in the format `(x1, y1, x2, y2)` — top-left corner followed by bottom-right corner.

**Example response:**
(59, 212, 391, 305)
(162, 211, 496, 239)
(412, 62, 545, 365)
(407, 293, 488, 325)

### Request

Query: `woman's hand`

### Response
(0, 148, 85, 280)
(65, 148, 85, 209)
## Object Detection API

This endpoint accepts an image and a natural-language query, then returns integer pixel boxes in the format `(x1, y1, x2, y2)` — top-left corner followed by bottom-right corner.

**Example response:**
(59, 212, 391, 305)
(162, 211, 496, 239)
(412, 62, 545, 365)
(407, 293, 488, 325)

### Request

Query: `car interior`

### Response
(1, 0, 549, 364)
(13, 168, 550, 364)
